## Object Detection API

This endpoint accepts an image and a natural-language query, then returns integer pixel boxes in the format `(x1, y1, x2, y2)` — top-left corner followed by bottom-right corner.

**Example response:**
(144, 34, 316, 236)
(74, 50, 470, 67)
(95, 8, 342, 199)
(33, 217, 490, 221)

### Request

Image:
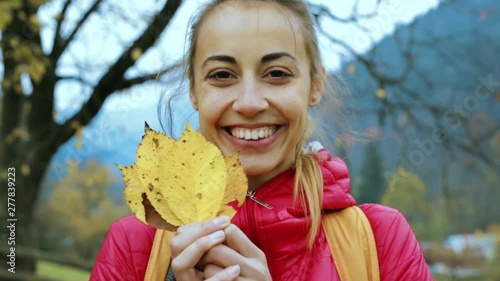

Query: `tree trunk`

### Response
(0, 4, 56, 277)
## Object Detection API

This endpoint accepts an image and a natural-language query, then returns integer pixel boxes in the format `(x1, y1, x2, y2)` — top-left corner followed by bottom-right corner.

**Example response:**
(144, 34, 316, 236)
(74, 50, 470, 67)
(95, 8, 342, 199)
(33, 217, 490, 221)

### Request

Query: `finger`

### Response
(197, 244, 243, 270)
(224, 224, 265, 258)
(203, 263, 224, 278)
(171, 230, 226, 273)
(205, 265, 240, 281)
(171, 216, 230, 256)
(170, 267, 204, 281)
(203, 244, 261, 278)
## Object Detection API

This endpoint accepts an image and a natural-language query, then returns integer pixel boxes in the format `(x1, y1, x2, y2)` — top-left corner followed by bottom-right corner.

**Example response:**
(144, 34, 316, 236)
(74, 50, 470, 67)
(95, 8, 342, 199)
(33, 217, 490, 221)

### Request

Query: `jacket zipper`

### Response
(247, 190, 273, 210)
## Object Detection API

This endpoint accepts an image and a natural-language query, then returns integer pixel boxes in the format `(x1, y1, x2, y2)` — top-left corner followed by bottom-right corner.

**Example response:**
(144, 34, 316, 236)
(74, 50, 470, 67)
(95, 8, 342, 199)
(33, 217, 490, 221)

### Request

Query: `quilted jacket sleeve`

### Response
(361, 204, 433, 281)
(90, 215, 156, 281)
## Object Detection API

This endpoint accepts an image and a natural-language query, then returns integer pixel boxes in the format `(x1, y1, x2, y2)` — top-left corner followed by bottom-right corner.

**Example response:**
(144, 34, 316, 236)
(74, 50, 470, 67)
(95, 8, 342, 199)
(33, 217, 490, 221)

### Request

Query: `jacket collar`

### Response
(250, 148, 356, 215)
(315, 148, 357, 211)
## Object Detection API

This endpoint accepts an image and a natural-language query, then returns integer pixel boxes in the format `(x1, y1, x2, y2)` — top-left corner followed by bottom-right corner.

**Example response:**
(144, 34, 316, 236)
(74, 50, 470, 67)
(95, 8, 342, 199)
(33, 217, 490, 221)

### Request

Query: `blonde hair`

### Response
(160, 0, 348, 248)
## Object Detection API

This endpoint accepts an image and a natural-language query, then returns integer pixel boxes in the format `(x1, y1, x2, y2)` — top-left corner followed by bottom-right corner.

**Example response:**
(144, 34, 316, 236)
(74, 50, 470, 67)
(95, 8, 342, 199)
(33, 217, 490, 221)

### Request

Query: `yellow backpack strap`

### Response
(144, 230, 176, 281)
(322, 206, 380, 281)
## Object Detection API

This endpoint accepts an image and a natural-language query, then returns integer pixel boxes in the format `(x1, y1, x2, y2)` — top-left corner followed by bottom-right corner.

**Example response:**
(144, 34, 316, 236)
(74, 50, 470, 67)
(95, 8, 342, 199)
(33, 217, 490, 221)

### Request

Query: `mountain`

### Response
(338, 0, 499, 196)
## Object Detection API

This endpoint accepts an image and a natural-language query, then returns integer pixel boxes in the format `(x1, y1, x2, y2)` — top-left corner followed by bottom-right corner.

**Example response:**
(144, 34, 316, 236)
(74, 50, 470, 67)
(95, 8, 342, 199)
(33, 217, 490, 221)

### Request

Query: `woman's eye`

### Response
(266, 70, 291, 78)
(208, 71, 234, 79)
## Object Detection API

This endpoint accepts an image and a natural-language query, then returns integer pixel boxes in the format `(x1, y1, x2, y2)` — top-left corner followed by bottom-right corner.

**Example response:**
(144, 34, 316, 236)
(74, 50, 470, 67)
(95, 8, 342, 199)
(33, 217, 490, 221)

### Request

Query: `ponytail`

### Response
(293, 146, 323, 248)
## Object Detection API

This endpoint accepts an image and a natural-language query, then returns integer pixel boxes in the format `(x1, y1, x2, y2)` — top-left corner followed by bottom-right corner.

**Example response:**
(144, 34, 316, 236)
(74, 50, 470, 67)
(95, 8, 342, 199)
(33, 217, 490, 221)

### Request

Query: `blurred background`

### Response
(0, 0, 498, 280)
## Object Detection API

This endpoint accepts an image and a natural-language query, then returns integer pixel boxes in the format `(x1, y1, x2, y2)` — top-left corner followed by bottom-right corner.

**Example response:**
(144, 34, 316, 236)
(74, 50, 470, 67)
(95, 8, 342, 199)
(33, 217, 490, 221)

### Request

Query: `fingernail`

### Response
(209, 230, 224, 240)
(228, 265, 240, 276)
(213, 216, 229, 226)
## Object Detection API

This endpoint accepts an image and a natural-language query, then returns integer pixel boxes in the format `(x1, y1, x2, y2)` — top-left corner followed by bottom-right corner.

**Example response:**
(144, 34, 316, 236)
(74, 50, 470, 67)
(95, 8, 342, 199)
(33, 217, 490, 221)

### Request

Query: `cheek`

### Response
(197, 92, 229, 124)
(273, 94, 309, 123)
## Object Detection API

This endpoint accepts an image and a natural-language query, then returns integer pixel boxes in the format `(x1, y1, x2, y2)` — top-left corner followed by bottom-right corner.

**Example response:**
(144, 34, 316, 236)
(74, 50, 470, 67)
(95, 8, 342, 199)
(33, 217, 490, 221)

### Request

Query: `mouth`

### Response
(224, 125, 282, 141)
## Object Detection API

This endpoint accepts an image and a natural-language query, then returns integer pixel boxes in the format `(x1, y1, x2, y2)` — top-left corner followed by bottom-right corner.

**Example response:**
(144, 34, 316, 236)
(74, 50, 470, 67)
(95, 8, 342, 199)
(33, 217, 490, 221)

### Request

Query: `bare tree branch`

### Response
(51, 0, 72, 60)
(51, 0, 104, 62)
(115, 61, 183, 91)
(309, 2, 377, 24)
(54, 0, 183, 149)
(56, 75, 94, 87)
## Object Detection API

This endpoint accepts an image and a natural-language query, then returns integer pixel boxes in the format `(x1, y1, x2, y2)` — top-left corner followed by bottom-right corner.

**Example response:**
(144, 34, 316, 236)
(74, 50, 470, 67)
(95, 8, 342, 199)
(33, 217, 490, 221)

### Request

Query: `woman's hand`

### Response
(170, 217, 272, 281)
(170, 216, 241, 281)
(201, 224, 272, 281)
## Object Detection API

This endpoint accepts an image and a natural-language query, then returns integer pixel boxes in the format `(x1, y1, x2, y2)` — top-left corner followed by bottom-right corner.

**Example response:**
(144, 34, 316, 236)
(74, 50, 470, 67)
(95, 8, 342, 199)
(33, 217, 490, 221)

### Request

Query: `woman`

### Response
(91, 0, 432, 280)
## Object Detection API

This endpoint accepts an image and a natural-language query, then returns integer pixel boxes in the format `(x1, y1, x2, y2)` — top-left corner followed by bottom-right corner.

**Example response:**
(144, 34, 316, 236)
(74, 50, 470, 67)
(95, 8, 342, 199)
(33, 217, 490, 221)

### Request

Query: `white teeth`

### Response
(230, 126, 277, 140)
(251, 131, 258, 140)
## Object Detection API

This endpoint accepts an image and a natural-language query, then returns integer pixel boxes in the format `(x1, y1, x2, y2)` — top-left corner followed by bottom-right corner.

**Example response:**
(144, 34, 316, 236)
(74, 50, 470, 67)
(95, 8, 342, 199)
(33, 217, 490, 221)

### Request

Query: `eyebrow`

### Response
(201, 52, 297, 69)
(261, 52, 297, 63)
(202, 55, 237, 69)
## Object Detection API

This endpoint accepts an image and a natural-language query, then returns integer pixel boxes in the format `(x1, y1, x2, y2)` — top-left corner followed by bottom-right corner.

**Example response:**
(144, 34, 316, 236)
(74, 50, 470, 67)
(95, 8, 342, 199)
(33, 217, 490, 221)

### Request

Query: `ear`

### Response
(189, 89, 199, 111)
(309, 67, 325, 107)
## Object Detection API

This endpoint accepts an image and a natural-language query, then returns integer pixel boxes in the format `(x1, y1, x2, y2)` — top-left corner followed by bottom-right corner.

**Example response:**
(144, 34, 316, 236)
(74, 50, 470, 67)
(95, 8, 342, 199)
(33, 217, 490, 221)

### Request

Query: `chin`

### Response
(239, 158, 273, 175)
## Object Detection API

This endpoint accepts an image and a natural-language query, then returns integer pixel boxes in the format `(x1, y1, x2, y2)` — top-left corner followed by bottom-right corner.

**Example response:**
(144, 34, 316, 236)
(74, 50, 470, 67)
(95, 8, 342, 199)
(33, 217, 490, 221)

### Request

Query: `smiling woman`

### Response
(90, 1, 432, 281)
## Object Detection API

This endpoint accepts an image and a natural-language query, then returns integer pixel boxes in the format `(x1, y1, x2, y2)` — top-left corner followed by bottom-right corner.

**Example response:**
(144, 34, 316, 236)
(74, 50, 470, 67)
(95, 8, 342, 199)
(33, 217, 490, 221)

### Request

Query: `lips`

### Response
(227, 126, 280, 140)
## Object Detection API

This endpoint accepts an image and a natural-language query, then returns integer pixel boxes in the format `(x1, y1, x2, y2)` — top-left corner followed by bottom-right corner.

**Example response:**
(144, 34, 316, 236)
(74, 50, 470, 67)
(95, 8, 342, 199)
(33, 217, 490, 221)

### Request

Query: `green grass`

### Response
(36, 260, 90, 281)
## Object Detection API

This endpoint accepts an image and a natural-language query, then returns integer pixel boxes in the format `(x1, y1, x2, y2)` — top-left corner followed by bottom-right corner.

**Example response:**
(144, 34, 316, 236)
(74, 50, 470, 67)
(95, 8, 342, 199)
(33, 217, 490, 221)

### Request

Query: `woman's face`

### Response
(190, 2, 322, 189)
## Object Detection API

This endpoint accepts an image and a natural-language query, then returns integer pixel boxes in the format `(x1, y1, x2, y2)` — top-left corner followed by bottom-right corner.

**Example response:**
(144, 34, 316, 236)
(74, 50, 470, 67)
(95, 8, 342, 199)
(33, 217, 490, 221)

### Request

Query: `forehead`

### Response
(195, 2, 307, 62)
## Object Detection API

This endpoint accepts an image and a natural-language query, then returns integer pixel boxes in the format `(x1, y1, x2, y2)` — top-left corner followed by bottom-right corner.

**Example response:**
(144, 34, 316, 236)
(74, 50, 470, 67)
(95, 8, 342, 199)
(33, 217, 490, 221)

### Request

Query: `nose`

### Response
(232, 78, 269, 117)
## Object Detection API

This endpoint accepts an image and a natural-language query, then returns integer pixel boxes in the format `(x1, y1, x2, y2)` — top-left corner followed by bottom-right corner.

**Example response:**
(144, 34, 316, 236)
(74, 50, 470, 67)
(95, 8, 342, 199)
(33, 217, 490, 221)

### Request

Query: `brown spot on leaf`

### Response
(153, 138, 160, 149)
(196, 193, 203, 199)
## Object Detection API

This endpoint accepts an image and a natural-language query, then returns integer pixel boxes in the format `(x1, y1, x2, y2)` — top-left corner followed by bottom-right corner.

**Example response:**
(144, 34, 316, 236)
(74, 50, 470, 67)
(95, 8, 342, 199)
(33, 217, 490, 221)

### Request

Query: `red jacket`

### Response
(90, 150, 432, 280)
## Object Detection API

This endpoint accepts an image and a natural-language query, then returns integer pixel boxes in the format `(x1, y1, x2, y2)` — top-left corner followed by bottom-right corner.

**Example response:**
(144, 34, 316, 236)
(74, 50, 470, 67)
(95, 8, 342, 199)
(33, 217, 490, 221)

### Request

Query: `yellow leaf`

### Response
(120, 122, 248, 230)
(118, 164, 148, 223)
(335, 138, 343, 147)
(21, 163, 30, 176)
(131, 47, 142, 61)
(132, 124, 182, 228)
(347, 64, 356, 74)
(75, 137, 83, 150)
(221, 154, 247, 206)
(376, 88, 386, 99)
(160, 123, 227, 224)
(9, 37, 20, 48)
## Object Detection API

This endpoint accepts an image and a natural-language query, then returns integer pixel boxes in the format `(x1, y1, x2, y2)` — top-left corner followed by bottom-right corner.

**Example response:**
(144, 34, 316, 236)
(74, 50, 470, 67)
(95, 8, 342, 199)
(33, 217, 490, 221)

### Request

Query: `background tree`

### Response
(34, 160, 127, 260)
(381, 167, 451, 241)
(356, 141, 386, 204)
(0, 0, 182, 275)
